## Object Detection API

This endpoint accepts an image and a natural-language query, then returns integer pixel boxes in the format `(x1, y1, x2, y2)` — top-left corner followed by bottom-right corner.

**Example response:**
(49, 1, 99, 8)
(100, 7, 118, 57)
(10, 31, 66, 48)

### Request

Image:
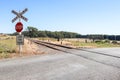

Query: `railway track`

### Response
(31, 39, 73, 52)
(31, 39, 120, 69)
(32, 39, 120, 58)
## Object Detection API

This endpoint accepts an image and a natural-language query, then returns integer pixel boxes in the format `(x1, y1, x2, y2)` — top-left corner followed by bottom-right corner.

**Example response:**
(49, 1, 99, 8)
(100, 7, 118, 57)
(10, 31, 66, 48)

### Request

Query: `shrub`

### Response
(112, 41, 117, 44)
(104, 40, 110, 43)
(95, 40, 103, 43)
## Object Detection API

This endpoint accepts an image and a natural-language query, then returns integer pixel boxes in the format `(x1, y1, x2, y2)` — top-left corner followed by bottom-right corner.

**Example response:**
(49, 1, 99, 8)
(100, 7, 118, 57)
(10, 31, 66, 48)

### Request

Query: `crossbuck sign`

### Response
(12, 8, 28, 23)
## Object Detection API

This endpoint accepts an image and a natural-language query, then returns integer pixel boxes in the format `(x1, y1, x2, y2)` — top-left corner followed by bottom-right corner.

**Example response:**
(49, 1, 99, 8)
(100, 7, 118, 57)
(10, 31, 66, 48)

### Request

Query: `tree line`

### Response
(12, 26, 81, 39)
(12, 26, 120, 41)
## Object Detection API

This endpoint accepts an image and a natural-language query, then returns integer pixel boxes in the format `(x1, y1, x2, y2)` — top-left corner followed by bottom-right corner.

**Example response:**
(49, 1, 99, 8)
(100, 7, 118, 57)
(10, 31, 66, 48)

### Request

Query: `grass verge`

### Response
(0, 37, 17, 58)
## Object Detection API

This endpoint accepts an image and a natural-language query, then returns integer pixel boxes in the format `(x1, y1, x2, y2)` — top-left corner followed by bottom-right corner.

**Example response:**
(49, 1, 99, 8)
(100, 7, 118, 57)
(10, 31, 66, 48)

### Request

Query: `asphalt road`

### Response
(0, 48, 120, 80)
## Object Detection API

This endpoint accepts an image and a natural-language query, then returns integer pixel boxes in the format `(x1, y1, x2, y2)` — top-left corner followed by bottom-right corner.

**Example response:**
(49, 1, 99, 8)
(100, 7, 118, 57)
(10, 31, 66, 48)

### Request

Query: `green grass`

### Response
(0, 38, 16, 53)
(69, 41, 120, 48)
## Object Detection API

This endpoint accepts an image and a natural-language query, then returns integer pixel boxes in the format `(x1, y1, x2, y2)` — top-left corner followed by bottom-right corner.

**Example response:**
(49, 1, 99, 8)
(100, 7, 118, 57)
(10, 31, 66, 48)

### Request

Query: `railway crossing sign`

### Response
(12, 8, 28, 23)
(11, 8, 28, 54)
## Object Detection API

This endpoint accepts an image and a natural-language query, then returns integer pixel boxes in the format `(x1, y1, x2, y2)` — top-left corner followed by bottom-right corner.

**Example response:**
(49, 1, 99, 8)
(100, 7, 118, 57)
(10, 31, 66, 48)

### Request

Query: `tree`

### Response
(27, 26, 39, 37)
(38, 31, 47, 37)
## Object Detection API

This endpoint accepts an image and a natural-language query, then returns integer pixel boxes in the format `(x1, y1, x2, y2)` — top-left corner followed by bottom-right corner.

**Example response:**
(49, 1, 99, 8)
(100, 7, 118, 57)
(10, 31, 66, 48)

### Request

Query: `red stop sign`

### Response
(15, 22, 23, 32)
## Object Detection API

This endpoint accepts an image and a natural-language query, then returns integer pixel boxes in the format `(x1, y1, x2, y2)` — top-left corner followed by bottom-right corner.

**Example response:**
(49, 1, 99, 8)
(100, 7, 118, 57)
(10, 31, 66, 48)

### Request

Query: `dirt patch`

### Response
(18, 39, 45, 56)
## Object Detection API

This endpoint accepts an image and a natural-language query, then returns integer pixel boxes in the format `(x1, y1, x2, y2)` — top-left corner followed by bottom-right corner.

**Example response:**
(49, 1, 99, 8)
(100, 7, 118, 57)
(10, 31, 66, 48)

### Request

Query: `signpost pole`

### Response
(19, 32, 22, 56)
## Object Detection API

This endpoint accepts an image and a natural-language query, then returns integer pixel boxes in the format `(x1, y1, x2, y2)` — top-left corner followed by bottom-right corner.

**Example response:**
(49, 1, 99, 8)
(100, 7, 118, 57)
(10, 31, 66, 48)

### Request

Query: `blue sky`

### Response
(1, 0, 120, 35)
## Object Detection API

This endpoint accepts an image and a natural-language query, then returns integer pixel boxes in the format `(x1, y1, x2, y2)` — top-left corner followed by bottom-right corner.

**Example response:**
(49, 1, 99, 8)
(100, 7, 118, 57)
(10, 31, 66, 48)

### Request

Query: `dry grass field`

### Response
(39, 38, 120, 48)
(64, 38, 120, 48)
(0, 36, 17, 58)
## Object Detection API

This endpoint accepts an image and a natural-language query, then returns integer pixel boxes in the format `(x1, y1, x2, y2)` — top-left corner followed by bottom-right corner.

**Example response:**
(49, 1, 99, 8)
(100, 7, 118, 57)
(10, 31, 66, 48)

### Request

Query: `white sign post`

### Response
(12, 8, 28, 55)
(16, 33, 24, 55)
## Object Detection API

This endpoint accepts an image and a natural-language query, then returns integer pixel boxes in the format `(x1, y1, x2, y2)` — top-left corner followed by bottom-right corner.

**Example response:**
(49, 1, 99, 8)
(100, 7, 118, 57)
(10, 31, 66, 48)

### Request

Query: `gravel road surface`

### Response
(0, 48, 120, 80)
